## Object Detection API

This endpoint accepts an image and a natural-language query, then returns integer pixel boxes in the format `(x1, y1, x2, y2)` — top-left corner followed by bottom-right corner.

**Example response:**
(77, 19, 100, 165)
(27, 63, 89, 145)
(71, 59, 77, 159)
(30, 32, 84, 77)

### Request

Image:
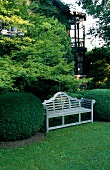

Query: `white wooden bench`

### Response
(42, 92, 96, 132)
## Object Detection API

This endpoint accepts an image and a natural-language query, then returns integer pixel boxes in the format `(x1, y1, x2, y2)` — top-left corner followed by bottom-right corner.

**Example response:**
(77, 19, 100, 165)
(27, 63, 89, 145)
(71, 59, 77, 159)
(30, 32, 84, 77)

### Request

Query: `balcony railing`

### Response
(71, 38, 85, 48)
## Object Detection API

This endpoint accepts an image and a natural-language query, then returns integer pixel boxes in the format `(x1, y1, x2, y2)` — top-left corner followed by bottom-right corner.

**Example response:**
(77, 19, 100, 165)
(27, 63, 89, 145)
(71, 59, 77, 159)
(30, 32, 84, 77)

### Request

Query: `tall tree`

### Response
(29, 0, 71, 29)
(0, 0, 78, 96)
(78, 0, 110, 45)
(85, 47, 110, 88)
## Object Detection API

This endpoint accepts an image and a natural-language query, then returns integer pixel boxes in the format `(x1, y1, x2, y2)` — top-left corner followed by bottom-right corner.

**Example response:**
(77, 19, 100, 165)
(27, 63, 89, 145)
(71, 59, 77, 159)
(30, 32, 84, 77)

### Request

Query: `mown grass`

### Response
(0, 122, 110, 170)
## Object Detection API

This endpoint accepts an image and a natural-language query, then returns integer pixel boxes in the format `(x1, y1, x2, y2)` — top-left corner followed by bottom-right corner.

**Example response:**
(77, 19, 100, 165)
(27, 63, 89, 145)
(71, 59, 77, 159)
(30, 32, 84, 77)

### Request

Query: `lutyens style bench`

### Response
(42, 92, 96, 132)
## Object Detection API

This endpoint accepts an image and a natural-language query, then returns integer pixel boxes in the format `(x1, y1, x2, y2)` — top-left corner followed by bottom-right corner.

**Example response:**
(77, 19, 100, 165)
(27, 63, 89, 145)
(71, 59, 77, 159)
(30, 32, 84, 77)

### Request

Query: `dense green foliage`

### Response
(30, 0, 110, 44)
(79, 0, 110, 45)
(0, 92, 44, 141)
(30, 0, 71, 29)
(84, 89, 110, 121)
(0, 123, 110, 169)
(85, 47, 110, 89)
(67, 90, 86, 99)
(0, 0, 79, 96)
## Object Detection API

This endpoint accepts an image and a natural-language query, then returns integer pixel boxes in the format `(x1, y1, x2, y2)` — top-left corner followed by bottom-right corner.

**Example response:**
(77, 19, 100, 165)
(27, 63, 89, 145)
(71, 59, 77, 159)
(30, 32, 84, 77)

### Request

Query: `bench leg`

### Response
(79, 113, 81, 123)
(46, 116, 49, 133)
(91, 111, 93, 122)
(62, 116, 65, 126)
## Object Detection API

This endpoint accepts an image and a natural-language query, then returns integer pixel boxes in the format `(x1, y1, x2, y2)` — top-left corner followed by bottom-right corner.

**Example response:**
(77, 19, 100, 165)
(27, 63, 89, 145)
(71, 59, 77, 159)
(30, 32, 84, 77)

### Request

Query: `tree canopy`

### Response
(85, 46, 110, 88)
(78, 0, 110, 45)
(29, 0, 71, 29)
(0, 0, 78, 96)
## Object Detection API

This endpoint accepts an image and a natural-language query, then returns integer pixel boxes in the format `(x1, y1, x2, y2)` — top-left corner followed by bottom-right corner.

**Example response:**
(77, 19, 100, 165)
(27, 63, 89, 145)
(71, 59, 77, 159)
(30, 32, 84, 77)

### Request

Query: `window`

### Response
(77, 63, 83, 75)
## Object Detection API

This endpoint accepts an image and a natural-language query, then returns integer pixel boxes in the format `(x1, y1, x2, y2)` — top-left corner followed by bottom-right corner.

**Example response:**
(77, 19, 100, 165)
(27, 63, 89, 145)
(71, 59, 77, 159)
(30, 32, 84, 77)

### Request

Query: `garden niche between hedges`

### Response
(0, 92, 44, 141)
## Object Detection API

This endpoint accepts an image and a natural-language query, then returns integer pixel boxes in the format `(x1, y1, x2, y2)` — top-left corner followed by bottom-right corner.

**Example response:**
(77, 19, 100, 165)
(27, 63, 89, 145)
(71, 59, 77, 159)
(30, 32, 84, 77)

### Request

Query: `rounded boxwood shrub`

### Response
(0, 92, 44, 141)
(84, 89, 110, 121)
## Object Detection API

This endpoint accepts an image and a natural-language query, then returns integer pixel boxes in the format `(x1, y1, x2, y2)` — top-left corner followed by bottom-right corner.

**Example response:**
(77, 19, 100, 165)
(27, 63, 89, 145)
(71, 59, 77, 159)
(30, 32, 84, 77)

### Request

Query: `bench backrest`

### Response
(81, 98, 95, 109)
(81, 98, 92, 108)
(43, 92, 80, 112)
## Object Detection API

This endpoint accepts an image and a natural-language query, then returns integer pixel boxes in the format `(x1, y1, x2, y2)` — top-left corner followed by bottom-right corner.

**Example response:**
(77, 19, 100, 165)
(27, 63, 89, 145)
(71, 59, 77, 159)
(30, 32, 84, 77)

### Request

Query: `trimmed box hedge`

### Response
(84, 89, 110, 121)
(0, 92, 44, 141)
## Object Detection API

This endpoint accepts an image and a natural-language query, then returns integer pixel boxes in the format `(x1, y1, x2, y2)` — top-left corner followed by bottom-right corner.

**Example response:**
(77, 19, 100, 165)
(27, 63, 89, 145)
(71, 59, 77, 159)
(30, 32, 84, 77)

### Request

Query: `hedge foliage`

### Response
(84, 89, 110, 121)
(0, 92, 44, 141)
(67, 91, 86, 99)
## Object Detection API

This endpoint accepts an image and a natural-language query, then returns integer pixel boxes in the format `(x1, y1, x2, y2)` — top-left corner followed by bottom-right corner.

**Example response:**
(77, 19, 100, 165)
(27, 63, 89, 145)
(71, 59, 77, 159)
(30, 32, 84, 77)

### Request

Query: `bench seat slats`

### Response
(48, 107, 91, 118)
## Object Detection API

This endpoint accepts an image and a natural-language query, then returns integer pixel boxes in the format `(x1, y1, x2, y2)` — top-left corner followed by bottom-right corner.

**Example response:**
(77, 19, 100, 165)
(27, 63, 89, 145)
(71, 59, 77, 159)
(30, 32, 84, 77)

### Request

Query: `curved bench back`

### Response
(54, 92, 70, 110)
(43, 92, 80, 112)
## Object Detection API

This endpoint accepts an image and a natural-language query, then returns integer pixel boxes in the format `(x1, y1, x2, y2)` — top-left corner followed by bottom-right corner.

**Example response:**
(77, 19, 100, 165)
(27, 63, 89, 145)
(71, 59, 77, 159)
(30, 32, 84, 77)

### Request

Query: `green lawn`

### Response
(0, 122, 110, 170)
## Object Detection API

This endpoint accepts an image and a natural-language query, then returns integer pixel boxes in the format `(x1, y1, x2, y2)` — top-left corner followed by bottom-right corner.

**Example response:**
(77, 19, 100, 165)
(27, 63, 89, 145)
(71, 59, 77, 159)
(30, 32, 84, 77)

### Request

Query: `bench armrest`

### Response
(81, 98, 96, 109)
